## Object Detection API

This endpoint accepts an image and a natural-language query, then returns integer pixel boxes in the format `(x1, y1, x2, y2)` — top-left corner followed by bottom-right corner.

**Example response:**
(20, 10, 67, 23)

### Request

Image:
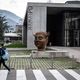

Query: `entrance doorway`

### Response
(47, 7, 80, 47)
(47, 7, 64, 46)
(65, 12, 80, 47)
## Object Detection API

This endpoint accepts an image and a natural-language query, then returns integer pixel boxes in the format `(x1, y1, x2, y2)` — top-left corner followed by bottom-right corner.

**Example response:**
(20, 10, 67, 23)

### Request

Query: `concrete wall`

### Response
(27, 6, 47, 49)
(22, 26, 27, 46)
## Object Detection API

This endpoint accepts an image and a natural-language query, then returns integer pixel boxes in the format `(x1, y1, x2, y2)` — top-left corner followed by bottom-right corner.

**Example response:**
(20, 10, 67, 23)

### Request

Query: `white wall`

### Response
(27, 6, 47, 49)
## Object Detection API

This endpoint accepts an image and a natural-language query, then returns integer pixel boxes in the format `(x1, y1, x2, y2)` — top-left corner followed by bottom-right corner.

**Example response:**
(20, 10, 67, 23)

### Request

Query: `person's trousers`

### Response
(0, 58, 10, 71)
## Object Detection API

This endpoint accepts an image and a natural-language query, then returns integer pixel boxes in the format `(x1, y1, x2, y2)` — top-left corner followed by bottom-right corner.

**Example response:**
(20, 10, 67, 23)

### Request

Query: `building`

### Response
(23, 1, 80, 49)
(16, 24, 22, 35)
(4, 33, 21, 43)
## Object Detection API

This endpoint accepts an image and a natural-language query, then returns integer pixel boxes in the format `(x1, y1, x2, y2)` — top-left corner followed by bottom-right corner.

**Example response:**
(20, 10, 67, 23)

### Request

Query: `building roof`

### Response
(4, 33, 20, 37)
(65, 1, 80, 4)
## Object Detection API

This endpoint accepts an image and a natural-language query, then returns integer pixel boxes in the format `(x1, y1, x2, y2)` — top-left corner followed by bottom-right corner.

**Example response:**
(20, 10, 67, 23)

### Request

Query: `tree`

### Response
(0, 15, 9, 41)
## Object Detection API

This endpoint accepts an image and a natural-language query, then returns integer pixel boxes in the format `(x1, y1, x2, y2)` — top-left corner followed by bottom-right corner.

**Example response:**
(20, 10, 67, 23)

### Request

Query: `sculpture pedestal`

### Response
(32, 50, 51, 58)
(31, 50, 68, 58)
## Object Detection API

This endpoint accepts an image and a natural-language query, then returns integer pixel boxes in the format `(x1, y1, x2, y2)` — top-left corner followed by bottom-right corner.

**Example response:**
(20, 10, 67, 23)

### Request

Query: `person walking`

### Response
(0, 43, 10, 71)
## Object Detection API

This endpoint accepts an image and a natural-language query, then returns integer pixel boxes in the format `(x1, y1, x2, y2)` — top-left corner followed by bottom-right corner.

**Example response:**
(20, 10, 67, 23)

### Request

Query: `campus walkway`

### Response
(3, 47, 80, 69)
(1, 69, 80, 80)
(1, 47, 80, 80)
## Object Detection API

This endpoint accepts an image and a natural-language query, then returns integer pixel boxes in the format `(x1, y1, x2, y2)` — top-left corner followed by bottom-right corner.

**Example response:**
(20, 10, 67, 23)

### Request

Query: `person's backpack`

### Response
(2, 49, 9, 61)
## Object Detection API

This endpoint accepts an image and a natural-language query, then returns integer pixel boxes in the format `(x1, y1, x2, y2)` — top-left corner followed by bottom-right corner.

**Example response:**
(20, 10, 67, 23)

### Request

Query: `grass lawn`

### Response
(5, 42, 26, 48)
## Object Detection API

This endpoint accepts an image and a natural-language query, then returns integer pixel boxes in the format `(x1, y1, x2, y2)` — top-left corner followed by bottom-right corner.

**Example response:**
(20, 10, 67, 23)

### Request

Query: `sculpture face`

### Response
(34, 32, 48, 51)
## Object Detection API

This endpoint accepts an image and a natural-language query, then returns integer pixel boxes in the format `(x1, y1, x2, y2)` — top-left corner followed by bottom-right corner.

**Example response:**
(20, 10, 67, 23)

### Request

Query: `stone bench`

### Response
(31, 50, 69, 58)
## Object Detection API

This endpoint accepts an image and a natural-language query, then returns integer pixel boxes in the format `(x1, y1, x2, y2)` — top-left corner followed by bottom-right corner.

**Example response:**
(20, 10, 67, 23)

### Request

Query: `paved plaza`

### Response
(0, 47, 80, 69)
(0, 47, 80, 80)
(2, 57, 79, 70)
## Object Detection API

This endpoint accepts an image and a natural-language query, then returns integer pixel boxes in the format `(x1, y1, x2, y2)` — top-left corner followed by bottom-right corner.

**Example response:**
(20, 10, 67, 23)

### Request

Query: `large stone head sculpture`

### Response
(34, 32, 49, 51)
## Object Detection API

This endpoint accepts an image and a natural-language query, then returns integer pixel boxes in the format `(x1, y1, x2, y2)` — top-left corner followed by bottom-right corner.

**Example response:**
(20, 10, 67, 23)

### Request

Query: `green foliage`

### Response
(5, 42, 26, 48)
(0, 15, 9, 41)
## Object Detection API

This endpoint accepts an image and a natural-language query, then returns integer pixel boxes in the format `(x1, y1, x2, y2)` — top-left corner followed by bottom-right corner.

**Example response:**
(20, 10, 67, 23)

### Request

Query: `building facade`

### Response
(23, 1, 80, 49)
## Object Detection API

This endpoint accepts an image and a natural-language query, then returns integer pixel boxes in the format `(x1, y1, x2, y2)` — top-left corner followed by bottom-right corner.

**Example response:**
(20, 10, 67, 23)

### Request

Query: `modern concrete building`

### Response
(23, 1, 80, 49)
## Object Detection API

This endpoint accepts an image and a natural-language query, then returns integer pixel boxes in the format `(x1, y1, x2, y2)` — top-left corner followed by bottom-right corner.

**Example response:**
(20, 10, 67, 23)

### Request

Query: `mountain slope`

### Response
(0, 10, 22, 24)
(0, 9, 22, 32)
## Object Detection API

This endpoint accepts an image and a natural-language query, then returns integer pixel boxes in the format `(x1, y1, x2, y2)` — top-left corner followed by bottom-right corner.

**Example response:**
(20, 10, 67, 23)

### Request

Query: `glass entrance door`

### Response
(64, 12, 80, 47)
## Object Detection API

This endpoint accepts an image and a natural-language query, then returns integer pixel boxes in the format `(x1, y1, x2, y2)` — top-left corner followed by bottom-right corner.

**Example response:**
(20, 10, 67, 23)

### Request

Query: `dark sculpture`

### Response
(34, 32, 49, 51)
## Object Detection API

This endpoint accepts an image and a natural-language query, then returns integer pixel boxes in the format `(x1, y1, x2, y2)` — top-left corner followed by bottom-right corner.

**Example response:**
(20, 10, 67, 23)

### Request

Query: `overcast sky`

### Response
(0, 0, 68, 19)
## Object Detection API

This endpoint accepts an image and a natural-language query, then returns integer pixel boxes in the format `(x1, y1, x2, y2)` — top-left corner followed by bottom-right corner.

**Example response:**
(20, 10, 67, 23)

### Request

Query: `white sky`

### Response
(0, 0, 68, 19)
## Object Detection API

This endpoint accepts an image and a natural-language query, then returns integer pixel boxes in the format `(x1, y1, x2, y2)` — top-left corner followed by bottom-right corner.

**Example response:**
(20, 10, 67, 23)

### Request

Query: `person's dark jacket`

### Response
(0, 47, 6, 57)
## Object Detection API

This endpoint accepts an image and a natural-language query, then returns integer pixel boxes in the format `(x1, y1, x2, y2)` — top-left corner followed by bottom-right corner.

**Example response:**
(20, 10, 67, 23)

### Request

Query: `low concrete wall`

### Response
(32, 50, 68, 58)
